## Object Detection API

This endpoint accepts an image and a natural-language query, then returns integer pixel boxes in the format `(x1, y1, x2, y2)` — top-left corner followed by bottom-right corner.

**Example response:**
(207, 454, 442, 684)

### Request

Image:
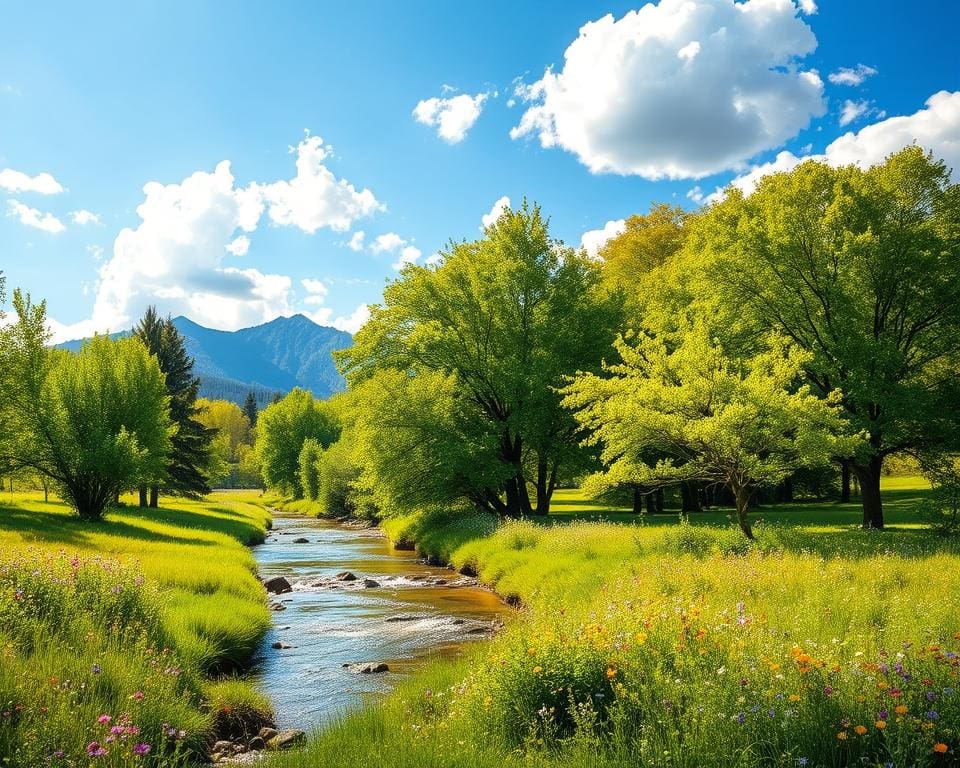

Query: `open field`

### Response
(0, 490, 273, 765)
(270, 477, 960, 768)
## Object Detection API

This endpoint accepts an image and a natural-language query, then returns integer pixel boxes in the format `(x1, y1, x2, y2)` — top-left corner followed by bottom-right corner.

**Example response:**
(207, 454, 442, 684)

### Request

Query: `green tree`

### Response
(316, 439, 367, 517)
(692, 147, 960, 528)
(255, 388, 339, 496)
(242, 391, 259, 427)
(563, 327, 857, 538)
(339, 201, 622, 517)
(297, 438, 322, 501)
(134, 308, 215, 506)
(197, 398, 252, 461)
(1, 292, 172, 520)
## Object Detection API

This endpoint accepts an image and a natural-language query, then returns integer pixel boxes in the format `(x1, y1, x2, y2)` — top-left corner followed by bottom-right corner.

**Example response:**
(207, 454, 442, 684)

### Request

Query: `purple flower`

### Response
(91, 664, 102, 675)
(878, 709, 889, 720)
(86, 742, 107, 758)
(927, 691, 937, 702)
(823, 686, 834, 696)
(133, 743, 151, 757)
(926, 710, 939, 720)
(736, 712, 745, 725)
(798, 759, 808, 767)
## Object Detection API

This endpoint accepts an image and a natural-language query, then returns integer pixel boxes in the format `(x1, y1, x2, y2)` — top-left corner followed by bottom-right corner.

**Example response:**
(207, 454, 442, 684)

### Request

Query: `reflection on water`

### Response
(252, 515, 505, 730)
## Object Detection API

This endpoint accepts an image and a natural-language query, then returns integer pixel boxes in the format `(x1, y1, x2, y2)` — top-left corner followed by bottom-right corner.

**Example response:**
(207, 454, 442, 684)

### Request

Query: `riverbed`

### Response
(252, 514, 505, 731)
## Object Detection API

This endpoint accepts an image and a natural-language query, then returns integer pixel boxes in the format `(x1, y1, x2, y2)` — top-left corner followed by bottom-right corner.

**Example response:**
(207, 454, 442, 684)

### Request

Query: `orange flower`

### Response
(532, 666, 542, 675)
(933, 743, 948, 754)
(875, 720, 887, 730)
(854, 725, 868, 736)
(837, 731, 848, 741)
(895, 704, 908, 715)
(606, 667, 618, 679)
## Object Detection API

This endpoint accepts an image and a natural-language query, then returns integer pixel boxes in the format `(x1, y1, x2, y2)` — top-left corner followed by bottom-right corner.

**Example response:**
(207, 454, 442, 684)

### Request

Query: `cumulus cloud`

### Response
(70, 209, 101, 226)
(413, 92, 489, 143)
(6, 200, 65, 233)
(839, 99, 871, 127)
(510, 0, 825, 179)
(305, 303, 370, 334)
(347, 230, 366, 251)
(257, 134, 383, 233)
(0, 168, 64, 195)
(580, 219, 626, 258)
(301, 277, 329, 305)
(367, 231, 422, 270)
(49, 133, 384, 341)
(707, 90, 960, 203)
(481, 195, 510, 229)
(796, 0, 817, 14)
(370, 232, 407, 253)
(828, 63, 878, 87)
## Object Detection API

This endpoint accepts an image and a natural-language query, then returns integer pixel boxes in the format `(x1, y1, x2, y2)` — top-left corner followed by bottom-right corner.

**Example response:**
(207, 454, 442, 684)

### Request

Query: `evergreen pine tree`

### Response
(242, 390, 258, 427)
(134, 307, 215, 506)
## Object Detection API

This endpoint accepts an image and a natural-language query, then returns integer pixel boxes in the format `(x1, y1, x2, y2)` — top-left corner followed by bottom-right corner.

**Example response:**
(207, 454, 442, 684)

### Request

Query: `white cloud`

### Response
(580, 219, 626, 258)
(425, 252, 444, 267)
(796, 0, 817, 14)
(86, 244, 104, 261)
(70, 209, 101, 226)
(0, 168, 64, 195)
(371, 232, 406, 253)
(510, 0, 825, 180)
(332, 304, 370, 333)
(481, 195, 511, 229)
(301, 277, 329, 305)
(413, 92, 489, 143)
(392, 245, 422, 271)
(225, 234, 250, 256)
(347, 230, 366, 251)
(257, 134, 383, 233)
(686, 186, 705, 203)
(709, 90, 960, 202)
(6, 200, 66, 233)
(828, 64, 878, 87)
(839, 99, 870, 127)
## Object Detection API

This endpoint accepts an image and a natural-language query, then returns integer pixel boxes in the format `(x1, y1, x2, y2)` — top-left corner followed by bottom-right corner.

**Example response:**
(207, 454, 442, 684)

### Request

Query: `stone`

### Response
(267, 728, 306, 750)
(292, 537, 310, 544)
(350, 662, 389, 674)
(269, 603, 287, 611)
(212, 740, 233, 755)
(262, 576, 292, 594)
(385, 614, 424, 622)
(258, 727, 278, 741)
(271, 641, 292, 649)
(248, 736, 266, 751)
(334, 571, 357, 581)
(362, 579, 380, 588)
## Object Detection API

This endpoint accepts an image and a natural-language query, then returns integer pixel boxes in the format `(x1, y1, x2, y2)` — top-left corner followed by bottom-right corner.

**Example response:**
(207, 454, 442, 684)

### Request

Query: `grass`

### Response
(265, 476, 960, 768)
(0, 489, 273, 766)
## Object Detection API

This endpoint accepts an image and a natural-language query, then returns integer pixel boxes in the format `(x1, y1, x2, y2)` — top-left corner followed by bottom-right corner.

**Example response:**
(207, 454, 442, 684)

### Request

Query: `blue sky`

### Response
(1, 0, 958, 339)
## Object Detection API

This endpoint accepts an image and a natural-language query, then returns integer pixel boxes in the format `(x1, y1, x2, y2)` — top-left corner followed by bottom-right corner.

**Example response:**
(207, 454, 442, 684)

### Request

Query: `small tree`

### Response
(242, 391, 259, 428)
(298, 438, 322, 501)
(564, 327, 858, 538)
(316, 439, 365, 517)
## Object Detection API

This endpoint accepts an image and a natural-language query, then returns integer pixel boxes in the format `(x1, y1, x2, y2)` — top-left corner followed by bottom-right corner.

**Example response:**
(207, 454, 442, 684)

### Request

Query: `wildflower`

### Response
(888, 688, 903, 698)
(736, 712, 745, 725)
(837, 731, 848, 741)
(789, 694, 801, 702)
(130, 691, 144, 701)
(86, 742, 107, 758)
(606, 667, 617, 679)
(933, 743, 948, 754)
(91, 664, 102, 675)
(797, 759, 808, 767)
(527, 648, 536, 656)
(483, 696, 492, 707)
(854, 725, 868, 735)
(876, 720, 887, 730)
(927, 711, 939, 720)
(533, 666, 543, 675)
(636, 632, 647, 645)
(895, 704, 908, 715)
(823, 686, 833, 696)
(133, 743, 150, 757)
(97, 714, 111, 725)
(878, 709, 889, 720)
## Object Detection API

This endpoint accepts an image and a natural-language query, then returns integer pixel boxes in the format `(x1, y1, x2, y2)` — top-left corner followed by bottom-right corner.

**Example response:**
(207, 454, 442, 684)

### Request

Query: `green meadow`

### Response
(268, 475, 960, 768)
(0, 490, 273, 765)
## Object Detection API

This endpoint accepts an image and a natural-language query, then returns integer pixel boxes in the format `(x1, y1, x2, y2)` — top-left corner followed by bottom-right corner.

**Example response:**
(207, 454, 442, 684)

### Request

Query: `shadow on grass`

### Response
(118, 503, 265, 544)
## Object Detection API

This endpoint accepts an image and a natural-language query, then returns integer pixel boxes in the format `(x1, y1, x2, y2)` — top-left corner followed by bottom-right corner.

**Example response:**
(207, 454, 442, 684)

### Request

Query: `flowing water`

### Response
(252, 514, 506, 731)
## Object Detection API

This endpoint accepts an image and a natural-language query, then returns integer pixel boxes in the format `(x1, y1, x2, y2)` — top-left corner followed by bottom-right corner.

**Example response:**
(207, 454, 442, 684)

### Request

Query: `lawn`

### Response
(270, 476, 960, 768)
(0, 489, 274, 766)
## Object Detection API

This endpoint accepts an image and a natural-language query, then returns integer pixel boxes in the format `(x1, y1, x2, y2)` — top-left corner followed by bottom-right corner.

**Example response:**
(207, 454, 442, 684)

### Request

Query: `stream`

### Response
(251, 514, 506, 731)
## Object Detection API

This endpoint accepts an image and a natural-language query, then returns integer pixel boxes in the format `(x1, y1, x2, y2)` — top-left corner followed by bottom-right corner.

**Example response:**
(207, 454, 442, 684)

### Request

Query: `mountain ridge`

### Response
(58, 314, 352, 406)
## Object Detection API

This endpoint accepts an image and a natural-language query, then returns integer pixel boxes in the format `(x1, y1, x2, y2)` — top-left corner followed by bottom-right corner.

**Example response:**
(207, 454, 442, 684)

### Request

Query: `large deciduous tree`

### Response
(1, 292, 172, 520)
(338, 201, 623, 517)
(134, 308, 215, 506)
(563, 327, 857, 539)
(692, 148, 960, 529)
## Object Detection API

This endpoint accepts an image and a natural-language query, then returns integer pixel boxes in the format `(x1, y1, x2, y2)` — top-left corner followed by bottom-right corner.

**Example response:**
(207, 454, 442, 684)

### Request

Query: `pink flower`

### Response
(86, 742, 107, 757)
(130, 691, 144, 701)
(133, 743, 150, 756)
(97, 714, 112, 724)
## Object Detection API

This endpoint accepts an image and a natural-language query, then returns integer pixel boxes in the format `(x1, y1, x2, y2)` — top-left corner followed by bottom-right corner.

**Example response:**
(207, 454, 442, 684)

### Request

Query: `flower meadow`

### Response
(269, 494, 960, 768)
(0, 492, 274, 768)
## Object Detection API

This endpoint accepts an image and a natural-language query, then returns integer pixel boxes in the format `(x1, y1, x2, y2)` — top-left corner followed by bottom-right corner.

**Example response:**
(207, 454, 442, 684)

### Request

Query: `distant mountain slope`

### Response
(59, 314, 352, 406)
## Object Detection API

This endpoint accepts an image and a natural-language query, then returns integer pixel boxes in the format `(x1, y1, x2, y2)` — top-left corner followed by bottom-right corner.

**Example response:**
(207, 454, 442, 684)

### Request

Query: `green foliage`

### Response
(692, 147, 960, 527)
(315, 439, 366, 517)
(339, 201, 623, 517)
(564, 326, 859, 537)
(196, 398, 252, 461)
(255, 388, 339, 496)
(297, 437, 322, 501)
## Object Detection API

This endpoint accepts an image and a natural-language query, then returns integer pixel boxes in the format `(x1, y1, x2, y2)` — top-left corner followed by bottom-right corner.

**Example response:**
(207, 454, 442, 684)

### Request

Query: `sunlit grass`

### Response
(0, 490, 272, 766)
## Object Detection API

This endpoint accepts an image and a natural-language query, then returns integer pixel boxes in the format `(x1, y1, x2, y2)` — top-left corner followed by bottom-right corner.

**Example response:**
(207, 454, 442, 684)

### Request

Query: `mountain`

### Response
(59, 314, 353, 406)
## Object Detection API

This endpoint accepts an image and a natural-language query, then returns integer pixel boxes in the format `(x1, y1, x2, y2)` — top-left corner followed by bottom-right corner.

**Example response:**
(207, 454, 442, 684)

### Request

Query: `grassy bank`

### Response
(267, 477, 960, 767)
(0, 490, 273, 766)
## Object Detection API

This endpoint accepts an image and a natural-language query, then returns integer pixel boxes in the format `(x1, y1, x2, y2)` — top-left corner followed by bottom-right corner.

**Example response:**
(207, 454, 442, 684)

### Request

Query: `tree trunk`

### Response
(139, 486, 148, 507)
(655, 488, 664, 514)
(533, 456, 550, 516)
(840, 462, 851, 503)
(852, 455, 884, 530)
(680, 481, 701, 513)
(733, 484, 755, 540)
(645, 493, 656, 514)
(149, 486, 159, 509)
(780, 478, 793, 503)
(632, 487, 643, 515)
